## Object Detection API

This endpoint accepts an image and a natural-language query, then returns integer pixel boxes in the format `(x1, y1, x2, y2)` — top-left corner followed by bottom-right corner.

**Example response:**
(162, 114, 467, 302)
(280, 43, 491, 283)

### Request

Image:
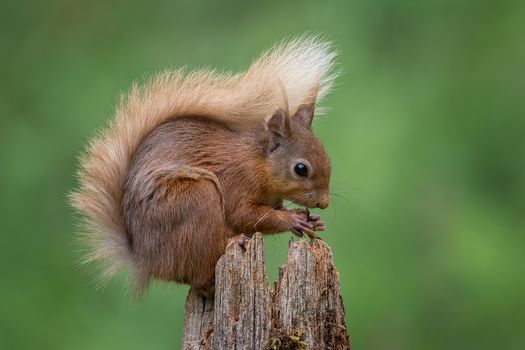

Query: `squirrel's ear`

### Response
(293, 103, 315, 129)
(266, 109, 290, 138)
(266, 109, 289, 152)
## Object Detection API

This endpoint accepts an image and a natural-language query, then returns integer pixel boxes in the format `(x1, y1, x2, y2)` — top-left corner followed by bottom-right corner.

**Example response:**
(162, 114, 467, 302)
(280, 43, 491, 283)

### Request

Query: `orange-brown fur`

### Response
(71, 35, 337, 294)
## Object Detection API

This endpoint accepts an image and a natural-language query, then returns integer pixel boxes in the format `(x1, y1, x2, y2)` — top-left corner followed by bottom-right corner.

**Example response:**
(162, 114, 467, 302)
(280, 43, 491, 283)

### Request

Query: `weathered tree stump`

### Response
(182, 233, 350, 350)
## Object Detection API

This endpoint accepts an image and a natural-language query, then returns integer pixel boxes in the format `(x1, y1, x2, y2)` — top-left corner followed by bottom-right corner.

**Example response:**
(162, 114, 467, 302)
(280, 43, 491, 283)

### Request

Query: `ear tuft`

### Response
(294, 103, 315, 128)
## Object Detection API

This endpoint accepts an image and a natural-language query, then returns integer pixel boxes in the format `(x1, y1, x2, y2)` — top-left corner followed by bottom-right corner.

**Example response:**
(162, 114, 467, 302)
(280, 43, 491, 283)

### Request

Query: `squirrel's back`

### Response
(70, 35, 337, 287)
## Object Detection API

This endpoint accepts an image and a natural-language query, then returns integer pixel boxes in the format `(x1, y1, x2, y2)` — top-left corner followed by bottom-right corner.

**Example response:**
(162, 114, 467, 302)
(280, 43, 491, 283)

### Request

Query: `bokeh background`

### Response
(1, 0, 524, 349)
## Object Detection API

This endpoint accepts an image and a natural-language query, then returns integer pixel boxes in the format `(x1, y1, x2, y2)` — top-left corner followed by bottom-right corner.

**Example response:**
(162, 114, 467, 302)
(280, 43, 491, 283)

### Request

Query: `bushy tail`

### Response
(70, 34, 338, 285)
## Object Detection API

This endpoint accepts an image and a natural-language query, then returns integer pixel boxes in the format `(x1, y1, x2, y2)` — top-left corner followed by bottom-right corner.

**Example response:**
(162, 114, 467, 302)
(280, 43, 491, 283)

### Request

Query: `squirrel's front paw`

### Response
(286, 212, 318, 239)
(288, 208, 325, 235)
(289, 207, 310, 219)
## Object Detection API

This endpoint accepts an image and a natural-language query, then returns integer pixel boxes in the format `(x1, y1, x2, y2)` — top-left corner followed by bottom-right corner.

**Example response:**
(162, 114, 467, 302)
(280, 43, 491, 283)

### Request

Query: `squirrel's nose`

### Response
(316, 200, 329, 209)
(316, 192, 329, 209)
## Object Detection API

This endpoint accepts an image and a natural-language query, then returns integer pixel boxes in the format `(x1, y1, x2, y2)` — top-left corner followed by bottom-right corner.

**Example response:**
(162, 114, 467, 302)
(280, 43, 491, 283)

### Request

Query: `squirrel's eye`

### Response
(294, 163, 308, 177)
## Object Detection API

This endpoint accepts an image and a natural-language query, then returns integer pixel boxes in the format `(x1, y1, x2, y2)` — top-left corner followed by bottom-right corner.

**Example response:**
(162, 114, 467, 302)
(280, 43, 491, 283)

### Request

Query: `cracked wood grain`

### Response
(182, 233, 350, 350)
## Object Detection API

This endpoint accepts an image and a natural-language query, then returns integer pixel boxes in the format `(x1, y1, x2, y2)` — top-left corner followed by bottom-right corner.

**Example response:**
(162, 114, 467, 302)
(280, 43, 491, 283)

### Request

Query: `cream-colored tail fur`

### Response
(70, 34, 337, 284)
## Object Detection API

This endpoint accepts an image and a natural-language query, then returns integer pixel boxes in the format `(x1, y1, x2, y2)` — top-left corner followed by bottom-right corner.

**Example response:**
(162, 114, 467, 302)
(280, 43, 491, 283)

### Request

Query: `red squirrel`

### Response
(71, 36, 337, 294)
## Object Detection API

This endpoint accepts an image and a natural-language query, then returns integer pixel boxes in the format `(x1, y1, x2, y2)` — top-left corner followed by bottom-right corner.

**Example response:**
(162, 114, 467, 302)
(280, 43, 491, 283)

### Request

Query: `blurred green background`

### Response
(1, 0, 524, 349)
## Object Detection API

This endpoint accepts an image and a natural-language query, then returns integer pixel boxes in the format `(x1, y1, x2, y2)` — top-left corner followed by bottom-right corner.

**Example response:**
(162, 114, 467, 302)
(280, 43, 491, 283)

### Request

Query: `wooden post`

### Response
(182, 233, 351, 350)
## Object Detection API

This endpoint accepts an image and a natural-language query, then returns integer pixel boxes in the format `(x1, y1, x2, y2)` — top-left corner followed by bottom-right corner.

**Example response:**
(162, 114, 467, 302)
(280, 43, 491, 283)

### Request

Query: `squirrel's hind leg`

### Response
(125, 165, 229, 292)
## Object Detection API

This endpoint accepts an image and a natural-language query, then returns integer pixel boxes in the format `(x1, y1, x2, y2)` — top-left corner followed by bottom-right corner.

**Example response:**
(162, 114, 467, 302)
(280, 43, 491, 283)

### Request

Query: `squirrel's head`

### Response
(263, 103, 331, 209)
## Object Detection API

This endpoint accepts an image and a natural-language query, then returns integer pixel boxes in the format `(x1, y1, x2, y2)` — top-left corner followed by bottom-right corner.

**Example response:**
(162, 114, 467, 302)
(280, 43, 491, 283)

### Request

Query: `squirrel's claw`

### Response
(314, 224, 326, 231)
(237, 235, 251, 250)
(306, 213, 325, 233)
(292, 226, 319, 240)
(308, 213, 320, 222)
(291, 228, 304, 238)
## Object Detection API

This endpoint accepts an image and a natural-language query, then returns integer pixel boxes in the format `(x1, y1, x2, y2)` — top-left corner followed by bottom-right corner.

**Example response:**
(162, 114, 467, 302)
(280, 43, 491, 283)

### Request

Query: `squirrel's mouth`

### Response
(289, 192, 317, 209)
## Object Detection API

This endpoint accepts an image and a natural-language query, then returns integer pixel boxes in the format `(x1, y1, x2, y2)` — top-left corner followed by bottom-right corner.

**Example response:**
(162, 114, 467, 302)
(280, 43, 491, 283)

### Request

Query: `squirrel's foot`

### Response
(237, 234, 251, 250)
(228, 234, 251, 250)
